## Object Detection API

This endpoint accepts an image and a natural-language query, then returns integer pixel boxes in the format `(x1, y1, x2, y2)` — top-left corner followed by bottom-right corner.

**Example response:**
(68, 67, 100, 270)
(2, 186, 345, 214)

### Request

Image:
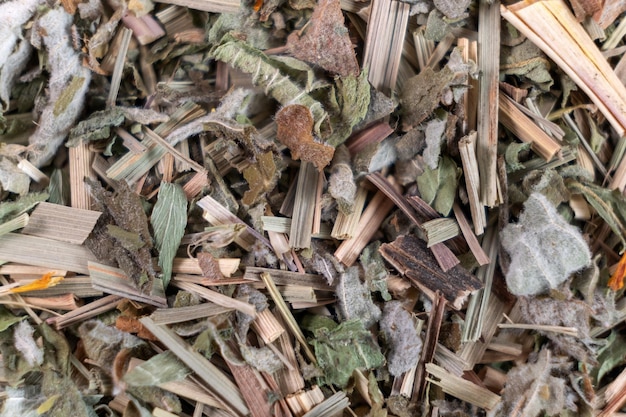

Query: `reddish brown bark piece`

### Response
(593, 0, 625, 28)
(286, 0, 359, 77)
(569, 0, 601, 22)
(275, 104, 335, 170)
(379, 234, 482, 310)
(197, 252, 224, 280)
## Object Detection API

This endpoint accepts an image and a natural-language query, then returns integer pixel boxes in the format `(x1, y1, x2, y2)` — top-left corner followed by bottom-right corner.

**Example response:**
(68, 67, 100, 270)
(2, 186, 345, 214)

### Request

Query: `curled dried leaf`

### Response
(276, 104, 335, 170)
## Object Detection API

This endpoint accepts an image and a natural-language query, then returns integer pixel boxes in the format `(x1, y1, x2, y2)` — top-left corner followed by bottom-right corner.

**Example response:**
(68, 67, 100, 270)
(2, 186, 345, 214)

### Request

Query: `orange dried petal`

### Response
(11, 272, 64, 294)
(608, 252, 626, 291)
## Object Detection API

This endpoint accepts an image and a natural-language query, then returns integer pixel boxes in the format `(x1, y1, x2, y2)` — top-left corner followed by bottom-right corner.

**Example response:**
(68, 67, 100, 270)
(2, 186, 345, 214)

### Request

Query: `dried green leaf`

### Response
(106, 224, 146, 252)
(0, 158, 29, 195)
(328, 145, 356, 214)
(327, 70, 371, 146)
(0, 307, 23, 332)
(504, 141, 531, 172)
(500, 39, 553, 92)
(501, 192, 591, 296)
(417, 156, 459, 216)
(41, 369, 94, 417)
(239, 344, 283, 374)
(336, 266, 381, 328)
(310, 319, 385, 387)
(13, 321, 43, 367)
(522, 168, 570, 207)
(591, 330, 626, 383)
(0, 191, 47, 223)
(423, 117, 447, 170)
(491, 349, 572, 417)
(78, 320, 147, 369)
(124, 351, 192, 386)
(242, 151, 278, 206)
(151, 182, 187, 288)
(212, 34, 329, 135)
(86, 179, 156, 289)
(360, 241, 391, 301)
(433, 0, 470, 19)
(566, 180, 626, 248)
(28, 8, 91, 167)
(67, 108, 125, 146)
(380, 301, 421, 376)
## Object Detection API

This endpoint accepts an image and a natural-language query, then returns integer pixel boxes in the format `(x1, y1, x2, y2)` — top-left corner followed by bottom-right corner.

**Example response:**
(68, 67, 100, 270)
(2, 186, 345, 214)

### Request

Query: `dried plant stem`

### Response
(452, 203, 490, 266)
(139, 317, 249, 416)
(172, 280, 256, 317)
(69, 143, 95, 209)
(499, 92, 562, 161)
(197, 195, 271, 251)
(497, 323, 579, 337)
(143, 127, 207, 175)
(89, 262, 167, 307)
(331, 186, 367, 240)
(345, 122, 394, 156)
(285, 385, 324, 416)
(0, 213, 29, 237)
(368, 173, 460, 271)
(260, 272, 316, 364)
(504, 1, 626, 135)
(458, 132, 486, 235)
(362, 0, 410, 95)
(458, 36, 478, 132)
(50, 294, 122, 329)
(462, 225, 499, 342)
(153, 0, 241, 14)
(0, 233, 96, 274)
(334, 190, 394, 266)
(413, 26, 435, 72)
(106, 28, 132, 108)
(244, 267, 332, 291)
(150, 303, 233, 325)
(425, 363, 501, 410)
(476, 0, 500, 207)
(22, 202, 101, 245)
(421, 218, 460, 247)
(17, 159, 49, 185)
(301, 392, 350, 417)
(290, 162, 319, 249)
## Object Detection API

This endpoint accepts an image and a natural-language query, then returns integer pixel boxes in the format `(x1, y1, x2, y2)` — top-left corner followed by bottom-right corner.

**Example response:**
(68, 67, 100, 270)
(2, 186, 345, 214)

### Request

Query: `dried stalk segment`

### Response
(139, 317, 249, 416)
(0, 233, 97, 274)
(290, 162, 320, 249)
(498, 92, 561, 161)
(476, 0, 501, 207)
(69, 143, 95, 210)
(89, 261, 167, 308)
(425, 363, 501, 410)
(362, 0, 410, 94)
(458, 132, 486, 235)
(334, 190, 395, 266)
(379, 234, 483, 310)
(21, 202, 101, 244)
(367, 172, 460, 271)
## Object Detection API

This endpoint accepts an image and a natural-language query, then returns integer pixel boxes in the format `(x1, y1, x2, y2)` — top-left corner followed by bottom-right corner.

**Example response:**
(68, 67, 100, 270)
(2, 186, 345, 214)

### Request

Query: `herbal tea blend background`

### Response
(1, 0, 626, 416)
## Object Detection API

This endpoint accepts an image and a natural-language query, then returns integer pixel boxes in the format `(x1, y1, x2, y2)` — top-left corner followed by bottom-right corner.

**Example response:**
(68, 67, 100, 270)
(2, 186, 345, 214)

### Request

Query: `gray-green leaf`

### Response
(500, 192, 591, 296)
(151, 183, 187, 288)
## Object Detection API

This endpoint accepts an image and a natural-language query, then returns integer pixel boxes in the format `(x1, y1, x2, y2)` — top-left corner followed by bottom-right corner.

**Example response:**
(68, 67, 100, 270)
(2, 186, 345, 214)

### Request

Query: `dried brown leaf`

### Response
(286, 0, 359, 77)
(276, 104, 335, 170)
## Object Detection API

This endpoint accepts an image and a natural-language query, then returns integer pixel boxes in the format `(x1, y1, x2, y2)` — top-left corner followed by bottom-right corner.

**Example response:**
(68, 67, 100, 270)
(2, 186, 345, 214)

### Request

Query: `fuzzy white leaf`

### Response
(501, 192, 591, 296)
(13, 321, 43, 367)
